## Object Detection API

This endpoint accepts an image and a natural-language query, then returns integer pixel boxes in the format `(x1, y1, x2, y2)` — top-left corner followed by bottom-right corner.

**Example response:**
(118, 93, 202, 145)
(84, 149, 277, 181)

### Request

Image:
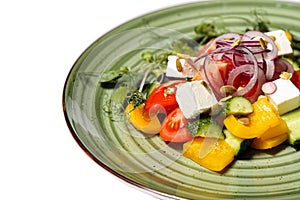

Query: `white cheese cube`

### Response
(265, 30, 293, 56)
(175, 80, 218, 119)
(267, 78, 300, 115)
(166, 55, 203, 78)
(166, 55, 186, 78)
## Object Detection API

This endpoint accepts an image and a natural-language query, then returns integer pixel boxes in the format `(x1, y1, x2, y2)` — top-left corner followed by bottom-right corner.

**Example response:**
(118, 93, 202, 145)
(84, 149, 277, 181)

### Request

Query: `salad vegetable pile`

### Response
(101, 13, 300, 172)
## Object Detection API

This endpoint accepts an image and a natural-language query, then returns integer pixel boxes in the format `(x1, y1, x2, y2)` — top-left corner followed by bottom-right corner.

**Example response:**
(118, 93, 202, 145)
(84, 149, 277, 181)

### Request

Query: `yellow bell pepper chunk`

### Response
(251, 132, 288, 150)
(125, 102, 161, 134)
(224, 97, 281, 139)
(258, 119, 288, 140)
(183, 137, 235, 172)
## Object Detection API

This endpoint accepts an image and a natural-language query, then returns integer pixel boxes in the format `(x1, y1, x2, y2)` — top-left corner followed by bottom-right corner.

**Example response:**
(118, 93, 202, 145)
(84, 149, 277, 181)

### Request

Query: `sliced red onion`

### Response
(278, 58, 295, 74)
(212, 52, 226, 61)
(233, 46, 259, 96)
(233, 51, 254, 67)
(240, 40, 261, 47)
(254, 53, 265, 65)
(203, 56, 226, 100)
(216, 41, 233, 47)
(227, 64, 254, 86)
(196, 32, 241, 59)
(262, 82, 277, 95)
(242, 30, 278, 60)
(194, 31, 282, 103)
(265, 59, 275, 80)
(245, 68, 266, 103)
(272, 58, 295, 79)
(274, 59, 288, 73)
(222, 54, 233, 61)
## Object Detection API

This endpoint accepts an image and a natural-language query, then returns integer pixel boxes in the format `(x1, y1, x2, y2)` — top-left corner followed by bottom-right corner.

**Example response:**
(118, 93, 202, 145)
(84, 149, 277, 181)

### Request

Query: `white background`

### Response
(0, 0, 199, 200)
(1, 0, 299, 200)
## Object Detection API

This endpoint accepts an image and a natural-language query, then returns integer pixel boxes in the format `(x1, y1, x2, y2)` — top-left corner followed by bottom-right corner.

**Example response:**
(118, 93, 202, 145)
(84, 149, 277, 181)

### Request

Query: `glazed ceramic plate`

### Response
(63, 0, 300, 199)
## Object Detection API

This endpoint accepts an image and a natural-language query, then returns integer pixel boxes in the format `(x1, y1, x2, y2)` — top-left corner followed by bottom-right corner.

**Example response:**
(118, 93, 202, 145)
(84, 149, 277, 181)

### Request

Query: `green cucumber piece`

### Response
(281, 107, 300, 146)
(224, 129, 252, 156)
(226, 96, 254, 116)
(187, 116, 224, 139)
(146, 81, 160, 97)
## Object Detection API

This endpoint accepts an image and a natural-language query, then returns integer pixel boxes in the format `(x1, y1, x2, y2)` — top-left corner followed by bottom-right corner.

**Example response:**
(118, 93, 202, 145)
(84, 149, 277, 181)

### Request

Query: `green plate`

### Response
(63, 0, 300, 199)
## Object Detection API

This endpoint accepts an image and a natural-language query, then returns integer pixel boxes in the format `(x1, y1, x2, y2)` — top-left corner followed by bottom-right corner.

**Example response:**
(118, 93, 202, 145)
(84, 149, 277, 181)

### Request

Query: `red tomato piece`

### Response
(196, 39, 217, 57)
(160, 108, 193, 143)
(233, 74, 261, 100)
(144, 80, 184, 115)
(216, 59, 235, 83)
(239, 74, 251, 88)
(291, 71, 300, 90)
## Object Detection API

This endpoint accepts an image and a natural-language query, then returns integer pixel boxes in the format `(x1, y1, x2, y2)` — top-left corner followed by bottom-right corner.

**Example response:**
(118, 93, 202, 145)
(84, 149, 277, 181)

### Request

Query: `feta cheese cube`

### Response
(166, 55, 203, 78)
(267, 78, 300, 115)
(166, 55, 186, 78)
(176, 80, 218, 118)
(265, 30, 293, 56)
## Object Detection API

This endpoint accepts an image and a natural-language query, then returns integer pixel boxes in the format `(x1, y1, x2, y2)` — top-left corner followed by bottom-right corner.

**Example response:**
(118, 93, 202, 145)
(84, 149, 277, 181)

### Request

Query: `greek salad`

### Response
(101, 17, 300, 172)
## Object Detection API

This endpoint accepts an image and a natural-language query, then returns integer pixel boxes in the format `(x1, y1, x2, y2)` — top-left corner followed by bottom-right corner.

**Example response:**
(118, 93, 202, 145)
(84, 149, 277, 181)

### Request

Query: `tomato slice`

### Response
(196, 39, 217, 57)
(216, 59, 235, 83)
(160, 108, 193, 143)
(144, 80, 184, 115)
(291, 71, 300, 90)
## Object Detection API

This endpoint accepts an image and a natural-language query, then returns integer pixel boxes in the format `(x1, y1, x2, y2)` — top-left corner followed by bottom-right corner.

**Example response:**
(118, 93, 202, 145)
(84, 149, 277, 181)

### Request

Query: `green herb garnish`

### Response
(100, 66, 130, 84)
(129, 89, 145, 109)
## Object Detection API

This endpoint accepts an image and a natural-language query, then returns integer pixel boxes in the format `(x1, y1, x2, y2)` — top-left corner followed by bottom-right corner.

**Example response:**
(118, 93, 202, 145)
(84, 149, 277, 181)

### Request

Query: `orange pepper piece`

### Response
(251, 118, 288, 150)
(258, 119, 288, 140)
(224, 97, 281, 139)
(183, 137, 235, 172)
(251, 132, 288, 150)
(125, 102, 161, 134)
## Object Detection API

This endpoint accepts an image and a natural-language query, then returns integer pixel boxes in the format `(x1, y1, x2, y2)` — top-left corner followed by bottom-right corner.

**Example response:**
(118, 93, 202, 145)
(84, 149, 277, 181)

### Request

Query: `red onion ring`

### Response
(242, 31, 278, 81)
(245, 68, 265, 103)
(262, 82, 277, 95)
(233, 46, 259, 96)
(196, 32, 241, 58)
(193, 30, 289, 103)
(265, 59, 275, 80)
(227, 64, 254, 86)
(242, 30, 278, 60)
(203, 56, 226, 100)
(277, 58, 295, 73)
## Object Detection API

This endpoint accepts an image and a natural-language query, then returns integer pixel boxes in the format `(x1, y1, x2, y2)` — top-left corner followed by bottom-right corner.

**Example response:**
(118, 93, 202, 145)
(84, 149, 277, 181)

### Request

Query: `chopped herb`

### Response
(142, 50, 173, 66)
(100, 66, 130, 84)
(194, 21, 227, 45)
(141, 51, 154, 63)
(172, 39, 197, 56)
(194, 9, 271, 45)
(129, 89, 145, 108)
(250, 10, 270, 32)
(194, 22, 221, 45)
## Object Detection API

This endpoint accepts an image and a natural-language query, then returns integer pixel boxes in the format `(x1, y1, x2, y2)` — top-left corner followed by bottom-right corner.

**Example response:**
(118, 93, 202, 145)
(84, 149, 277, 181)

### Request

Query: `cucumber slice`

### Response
(224, 129, 252, 156)
(281, 107, 300, 146)
(226, 96, 254, 116)
(187, 116, 224, 139)
(146, 81, 160, 97)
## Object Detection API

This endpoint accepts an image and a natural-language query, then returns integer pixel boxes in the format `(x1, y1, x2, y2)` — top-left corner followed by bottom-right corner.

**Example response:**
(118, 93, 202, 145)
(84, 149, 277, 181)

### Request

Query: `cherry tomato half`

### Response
(216, 59, 235, 84)
(291, 71, 300, 90)
(160, 108, 193, 143)
(144, 80, 184, 115)
(196, 39, 217, 57)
